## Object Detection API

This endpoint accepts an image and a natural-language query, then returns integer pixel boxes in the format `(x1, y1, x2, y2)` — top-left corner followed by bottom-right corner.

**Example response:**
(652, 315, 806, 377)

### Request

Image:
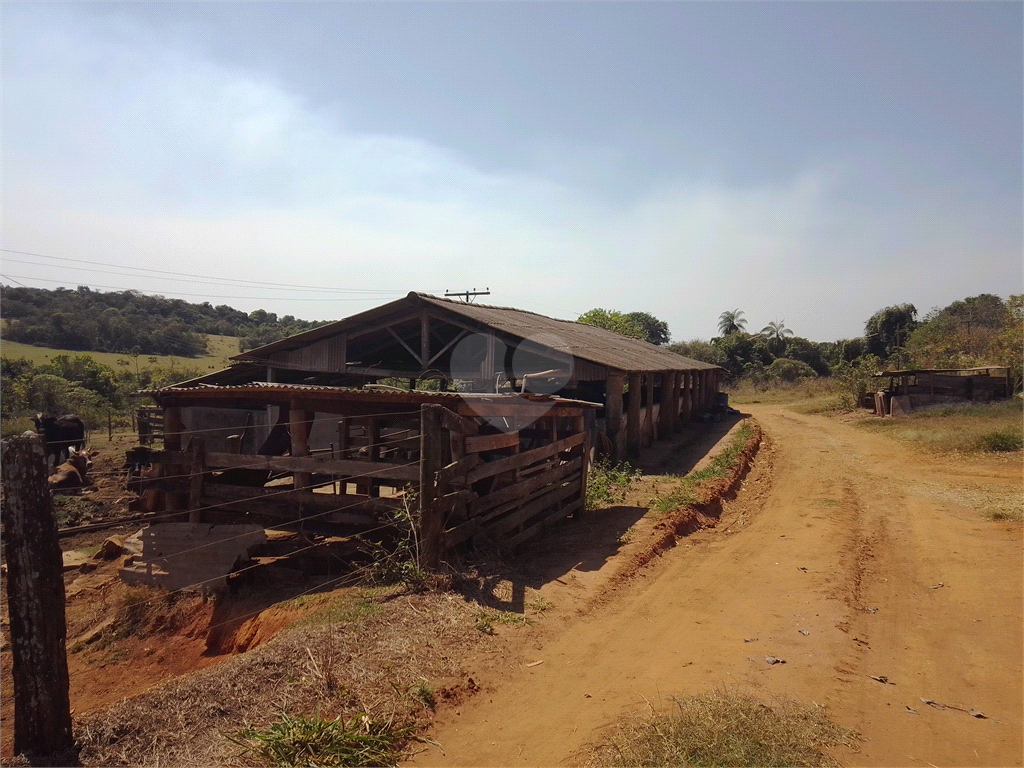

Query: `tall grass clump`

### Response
(230, 711, 414, 767)
(584, 688, 857, 768)
(586, 459, 642, 510)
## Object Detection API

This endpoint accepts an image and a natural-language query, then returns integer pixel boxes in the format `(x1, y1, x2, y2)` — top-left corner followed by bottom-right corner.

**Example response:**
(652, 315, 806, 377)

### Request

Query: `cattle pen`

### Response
(126, 384, 597, 582)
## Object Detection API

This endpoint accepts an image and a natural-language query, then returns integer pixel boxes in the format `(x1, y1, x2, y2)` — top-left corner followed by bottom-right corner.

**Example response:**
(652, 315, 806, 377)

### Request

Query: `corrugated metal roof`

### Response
(137, 381, 599, 408)
(233, 292, 719, 374)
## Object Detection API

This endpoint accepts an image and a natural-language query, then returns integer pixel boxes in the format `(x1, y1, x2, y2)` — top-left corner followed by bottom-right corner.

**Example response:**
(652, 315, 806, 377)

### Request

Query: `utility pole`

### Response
(444, 287, 490, 303)
(1, 434, 77, 766)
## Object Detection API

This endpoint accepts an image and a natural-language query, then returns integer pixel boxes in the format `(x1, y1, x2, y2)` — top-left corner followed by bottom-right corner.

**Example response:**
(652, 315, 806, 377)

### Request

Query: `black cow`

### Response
(32, 413, 87, 465)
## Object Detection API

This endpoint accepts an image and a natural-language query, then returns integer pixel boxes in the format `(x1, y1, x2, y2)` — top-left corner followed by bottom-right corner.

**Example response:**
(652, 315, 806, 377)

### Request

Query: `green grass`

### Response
(651, 422, 754, 513)
(231, 711, 415, 767)
(583, 688, 857, 768)
(856, 399, 1023, 454)
(474, 610, 529, 634)
(0, 334, 239, 372)
(586, 459, 642, 510)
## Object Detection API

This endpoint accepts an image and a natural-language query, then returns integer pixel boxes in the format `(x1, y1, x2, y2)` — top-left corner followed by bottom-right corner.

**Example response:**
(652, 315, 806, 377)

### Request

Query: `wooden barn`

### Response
(184, 291, 724, 458)
(125, 293, 724, 580)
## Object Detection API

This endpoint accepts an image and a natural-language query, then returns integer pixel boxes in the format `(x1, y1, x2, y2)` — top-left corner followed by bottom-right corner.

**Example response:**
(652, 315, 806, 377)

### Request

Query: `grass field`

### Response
(0, 334, 240, 373)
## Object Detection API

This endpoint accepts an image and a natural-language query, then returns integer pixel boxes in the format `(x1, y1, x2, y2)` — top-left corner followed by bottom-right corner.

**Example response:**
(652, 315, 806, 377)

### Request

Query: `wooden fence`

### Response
(127, 402, 590, 567)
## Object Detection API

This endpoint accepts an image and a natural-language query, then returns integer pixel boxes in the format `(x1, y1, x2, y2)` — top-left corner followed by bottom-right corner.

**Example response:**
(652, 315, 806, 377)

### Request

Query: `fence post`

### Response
(419, 404, 446, 569)
(188, 437, 206, 524)
(0, 435, 77, 766)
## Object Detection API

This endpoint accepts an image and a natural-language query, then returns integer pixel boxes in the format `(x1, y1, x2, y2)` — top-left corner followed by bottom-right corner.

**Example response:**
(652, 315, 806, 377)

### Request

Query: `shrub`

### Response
(586, 459, 642, 510)
(976, 429, 1023, 452)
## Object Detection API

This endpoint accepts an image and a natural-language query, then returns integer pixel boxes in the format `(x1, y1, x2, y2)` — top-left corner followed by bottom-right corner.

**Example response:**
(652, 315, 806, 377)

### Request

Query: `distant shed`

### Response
(870, 366, 1011, 417)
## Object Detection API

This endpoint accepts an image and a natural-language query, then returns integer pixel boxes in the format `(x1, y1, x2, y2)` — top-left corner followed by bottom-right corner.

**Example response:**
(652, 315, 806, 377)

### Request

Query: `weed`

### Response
(361, 492, 432, 590)
(526, 597, 554, 614)
(230, 710, 414, 767)
(587, 459, 642, 510)
(409, 679, 436, 710)
(474, 610, 528, 634)
(584, 688, 858, 768)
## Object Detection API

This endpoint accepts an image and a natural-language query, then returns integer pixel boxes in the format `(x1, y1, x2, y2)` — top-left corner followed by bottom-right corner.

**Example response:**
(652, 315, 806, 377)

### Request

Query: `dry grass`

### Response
(727, 378, 848, 412)
(581, 688, 858, 768)
(855, 399, 1023, 456)
(74, 588, 489, 767)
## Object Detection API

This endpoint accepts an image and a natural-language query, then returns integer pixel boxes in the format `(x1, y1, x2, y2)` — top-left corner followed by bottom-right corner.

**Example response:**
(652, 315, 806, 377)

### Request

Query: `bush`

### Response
(586, 459, 642, 510)
(976, 429, 1023, 452)
(765, 358, 817, 383)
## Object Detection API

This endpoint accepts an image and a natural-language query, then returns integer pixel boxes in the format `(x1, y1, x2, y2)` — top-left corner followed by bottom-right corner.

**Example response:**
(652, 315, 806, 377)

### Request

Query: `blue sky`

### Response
(2, 1, 1021, 342)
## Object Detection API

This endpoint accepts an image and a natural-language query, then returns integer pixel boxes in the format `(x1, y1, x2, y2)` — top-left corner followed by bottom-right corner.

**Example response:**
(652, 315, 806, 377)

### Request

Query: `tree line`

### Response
(0, 285, 327, 356)
(578, 294, 1023, 398)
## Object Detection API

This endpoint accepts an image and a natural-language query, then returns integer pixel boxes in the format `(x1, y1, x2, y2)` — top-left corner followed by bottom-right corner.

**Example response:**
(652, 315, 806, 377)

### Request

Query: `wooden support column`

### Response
(680, 372, 692, 425)
(644, 373, 655, 446)
(1, 435, 76, 765)
(420, 404, 446, 569)
(572, 414, 589, 519)
(626, 372, 642, 456)
(188, 438, 205, 524)
(605, 373, 624, 459)
(162, 406, 189, 516)
(289, 402, 311, 492)
(421, 313, 431, 375)
(658, 371, 675, 439)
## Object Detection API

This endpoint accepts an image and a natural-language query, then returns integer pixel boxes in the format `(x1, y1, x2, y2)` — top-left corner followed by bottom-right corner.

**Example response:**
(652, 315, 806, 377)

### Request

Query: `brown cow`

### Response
(48, 448, 98, 491)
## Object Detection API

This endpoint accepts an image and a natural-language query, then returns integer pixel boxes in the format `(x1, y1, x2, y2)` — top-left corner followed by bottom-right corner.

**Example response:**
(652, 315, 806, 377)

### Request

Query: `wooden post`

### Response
(0, 435, 77, 765)
(162, 406, 188, 516)
(188, 438, 206, 524)
(225, 434, 242, 454)
(421, 312, 431, 375)
(605, 373, 624, 459)
(626, 372, 642, 457)
(419, 404, 446, 569)
(290, 402, 311, 492)
(680, 372, 691, 426)
(644, 373, 655, 446)
(658, 371, 675, 439)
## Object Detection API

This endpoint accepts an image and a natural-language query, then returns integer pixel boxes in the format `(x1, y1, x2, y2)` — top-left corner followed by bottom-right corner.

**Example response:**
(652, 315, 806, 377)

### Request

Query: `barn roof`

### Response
(233, 292, 718, 375)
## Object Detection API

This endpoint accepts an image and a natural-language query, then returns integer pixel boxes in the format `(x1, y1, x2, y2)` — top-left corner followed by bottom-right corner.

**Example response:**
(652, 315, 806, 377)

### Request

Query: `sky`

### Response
(2, 1, 1021, 343)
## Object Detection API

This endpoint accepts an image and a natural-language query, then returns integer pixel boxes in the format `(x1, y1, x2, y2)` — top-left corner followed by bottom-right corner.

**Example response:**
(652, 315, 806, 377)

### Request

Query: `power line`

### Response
(1, 248, 434, 295)
(0, 273, 410, 302)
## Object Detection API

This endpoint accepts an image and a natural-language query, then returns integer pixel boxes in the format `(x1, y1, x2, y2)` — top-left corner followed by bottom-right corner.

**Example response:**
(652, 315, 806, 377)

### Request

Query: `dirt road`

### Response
(410, 404, 1023, 767)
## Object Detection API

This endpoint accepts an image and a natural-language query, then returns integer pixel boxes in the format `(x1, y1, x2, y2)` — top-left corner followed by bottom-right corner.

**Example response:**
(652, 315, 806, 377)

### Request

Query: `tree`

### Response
(577, 309, 645, 340)
(760, 320, 794, 356)
(625, 311, 670, 346)
(864, 304, 918, 361)
(667, 340, 728, 367)
(765, 358, 818, 383)
(718, 309, 747, 336)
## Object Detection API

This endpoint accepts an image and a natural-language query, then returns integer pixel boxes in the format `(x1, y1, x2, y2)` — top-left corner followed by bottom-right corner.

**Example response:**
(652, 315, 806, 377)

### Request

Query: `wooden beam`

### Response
(464, 431, 520, 454)
(464, 432, 585, 485)
(386, 325, 422, 365)
(644, 373, 655, 446)
(626, 372, 642, 455)
(419, 403, 446, 569)
(289, 402, 311, 492)
(605, 373, 624, 458)
(420, 313, 430, 373)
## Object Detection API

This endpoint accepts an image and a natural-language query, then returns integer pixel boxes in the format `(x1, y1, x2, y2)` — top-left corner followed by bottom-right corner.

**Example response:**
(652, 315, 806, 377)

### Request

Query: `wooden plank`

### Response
(440, 407, 480, 436)
(436, 453, 483, 486)
(488, 480, 580, 537)
(197, 483, 403, 517)
(464, 431, 520, 454)
(469, 457, 582, 517)
(188, 438, 205, 524)
(506, 497, 583, 549)
(464, 432, 585, 485)
(441, 517, 482, 550)
(186, 452, 420, 482)
(476, 468, 581, 525)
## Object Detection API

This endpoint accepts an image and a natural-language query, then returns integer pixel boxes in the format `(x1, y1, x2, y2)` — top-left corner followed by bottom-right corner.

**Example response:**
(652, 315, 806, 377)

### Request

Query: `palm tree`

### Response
(718, 309, 747, 336)
(761, 319, 794, 356)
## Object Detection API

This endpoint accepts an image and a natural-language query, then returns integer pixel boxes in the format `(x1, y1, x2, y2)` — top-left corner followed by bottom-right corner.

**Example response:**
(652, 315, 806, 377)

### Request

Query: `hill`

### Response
(0, 284, 326, 358)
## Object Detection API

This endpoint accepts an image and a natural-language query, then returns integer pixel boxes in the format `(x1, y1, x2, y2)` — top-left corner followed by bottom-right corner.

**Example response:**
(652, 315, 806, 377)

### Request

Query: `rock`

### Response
(94, 536, 125, 560)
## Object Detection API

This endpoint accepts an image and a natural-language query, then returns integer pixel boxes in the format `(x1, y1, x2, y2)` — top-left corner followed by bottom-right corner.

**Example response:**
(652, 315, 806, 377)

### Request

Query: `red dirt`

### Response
(406, 404, 1023, 767)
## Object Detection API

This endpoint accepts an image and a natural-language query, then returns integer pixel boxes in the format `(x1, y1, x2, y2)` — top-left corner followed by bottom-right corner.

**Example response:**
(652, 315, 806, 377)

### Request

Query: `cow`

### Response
(48, 447, 98, 491)
(32, 413, 87, 465)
